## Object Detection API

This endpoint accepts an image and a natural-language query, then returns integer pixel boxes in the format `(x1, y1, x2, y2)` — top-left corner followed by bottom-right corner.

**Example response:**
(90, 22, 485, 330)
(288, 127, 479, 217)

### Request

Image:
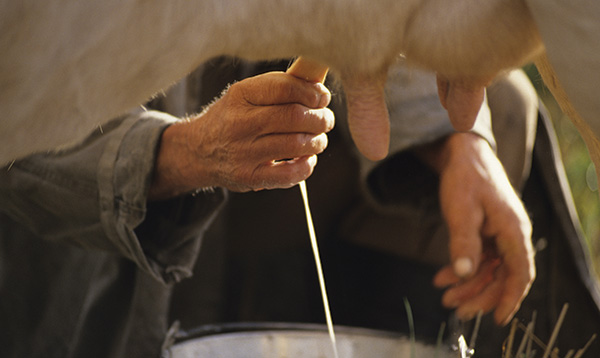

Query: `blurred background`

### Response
(525, 64, 600, 279)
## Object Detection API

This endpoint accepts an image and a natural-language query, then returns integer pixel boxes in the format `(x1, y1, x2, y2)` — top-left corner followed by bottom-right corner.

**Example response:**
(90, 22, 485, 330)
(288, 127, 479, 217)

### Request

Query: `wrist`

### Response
(415, 132, 489, 173)
(148, 122, 211, 200)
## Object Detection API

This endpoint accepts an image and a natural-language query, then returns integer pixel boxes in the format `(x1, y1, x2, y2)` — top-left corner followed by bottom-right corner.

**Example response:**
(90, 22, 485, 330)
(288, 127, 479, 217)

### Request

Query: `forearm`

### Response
(0, 111, 226, 284)
(148, 121, 212, 201)
(429, 129, 534, 325)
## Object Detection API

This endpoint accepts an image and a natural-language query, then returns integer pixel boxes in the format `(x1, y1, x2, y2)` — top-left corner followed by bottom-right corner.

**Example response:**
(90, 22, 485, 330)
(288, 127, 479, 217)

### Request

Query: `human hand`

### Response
(420, 132, 535, 326)
(149, 71, 334, 199)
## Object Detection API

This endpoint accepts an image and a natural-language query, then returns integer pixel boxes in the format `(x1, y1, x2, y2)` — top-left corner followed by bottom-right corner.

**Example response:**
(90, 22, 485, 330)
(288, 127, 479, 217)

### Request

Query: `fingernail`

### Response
(454, 257, 473, 278)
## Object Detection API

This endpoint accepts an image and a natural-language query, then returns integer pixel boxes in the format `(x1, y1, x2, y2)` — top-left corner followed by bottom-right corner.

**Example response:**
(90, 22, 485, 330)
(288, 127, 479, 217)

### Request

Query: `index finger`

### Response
(250, 104, 335, 137)
(233, 72, 331, 109)
(444, 192, 485, 278)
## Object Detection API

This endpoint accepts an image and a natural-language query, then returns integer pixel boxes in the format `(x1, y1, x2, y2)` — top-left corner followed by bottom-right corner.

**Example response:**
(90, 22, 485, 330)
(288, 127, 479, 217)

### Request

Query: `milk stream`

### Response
(299, 181, 340, 358)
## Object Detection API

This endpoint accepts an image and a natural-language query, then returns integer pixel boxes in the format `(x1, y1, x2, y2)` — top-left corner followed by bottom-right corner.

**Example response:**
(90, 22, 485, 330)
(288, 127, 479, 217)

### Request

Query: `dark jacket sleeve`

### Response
(0, 109, 226, 284)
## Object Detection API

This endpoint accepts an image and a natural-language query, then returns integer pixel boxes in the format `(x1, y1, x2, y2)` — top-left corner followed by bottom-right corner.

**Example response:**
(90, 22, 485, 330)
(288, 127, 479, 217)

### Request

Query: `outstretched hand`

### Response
(420, 132, 535, 325)
(149, 71, 334, 199)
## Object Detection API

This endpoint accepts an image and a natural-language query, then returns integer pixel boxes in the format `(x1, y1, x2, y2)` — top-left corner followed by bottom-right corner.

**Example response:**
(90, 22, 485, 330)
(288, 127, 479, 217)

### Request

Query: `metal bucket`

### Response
(164, 322, 456, 358)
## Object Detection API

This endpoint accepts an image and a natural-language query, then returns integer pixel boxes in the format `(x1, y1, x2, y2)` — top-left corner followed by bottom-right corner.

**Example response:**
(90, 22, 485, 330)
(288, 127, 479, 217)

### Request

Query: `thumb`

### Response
(437, 75, 487, 132)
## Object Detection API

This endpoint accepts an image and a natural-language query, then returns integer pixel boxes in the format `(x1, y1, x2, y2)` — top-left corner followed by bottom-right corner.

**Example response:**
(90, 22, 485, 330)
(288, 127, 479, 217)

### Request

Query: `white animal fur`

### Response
(0, 0, 542, 164)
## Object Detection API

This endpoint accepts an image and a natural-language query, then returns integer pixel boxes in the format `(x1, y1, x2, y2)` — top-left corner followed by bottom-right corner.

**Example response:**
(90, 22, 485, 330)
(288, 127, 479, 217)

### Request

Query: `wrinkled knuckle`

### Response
(224, 81, 250, 105)
(227, 81, 242, 96)
(282, 104, 309, 129)
(288, 103, 307, 121)
(295, 132, 311, 146)
(274, 77, 295, 100)
(283, 133, 304, 152)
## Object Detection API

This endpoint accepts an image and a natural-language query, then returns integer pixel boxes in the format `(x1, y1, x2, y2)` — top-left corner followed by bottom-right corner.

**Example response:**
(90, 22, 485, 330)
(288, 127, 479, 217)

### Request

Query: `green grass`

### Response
(524, 65, 600, 278)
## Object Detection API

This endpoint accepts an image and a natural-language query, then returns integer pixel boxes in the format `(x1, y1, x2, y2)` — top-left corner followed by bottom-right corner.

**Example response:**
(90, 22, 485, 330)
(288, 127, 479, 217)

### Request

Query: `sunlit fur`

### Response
(0, 0, 544, 164)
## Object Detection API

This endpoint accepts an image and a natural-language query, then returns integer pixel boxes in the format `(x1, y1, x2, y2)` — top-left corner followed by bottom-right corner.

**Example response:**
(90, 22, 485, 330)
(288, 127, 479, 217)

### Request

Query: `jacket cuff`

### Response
(98, 110, 226, 284)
